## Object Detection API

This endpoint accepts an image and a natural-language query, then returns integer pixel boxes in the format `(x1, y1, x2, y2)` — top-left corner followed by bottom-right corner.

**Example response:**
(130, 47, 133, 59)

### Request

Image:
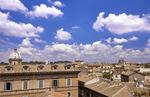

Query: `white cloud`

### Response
(34, 38, 46, 43)
(146, 39, 150, 47)
(0, 1, 64, 18)
(93, 12, 150, 34)
(27, 4, 64, 18)
(18, 38, 36, 55)
(55, 28, 72, 41)
(129, 36, 139, 41)
(19, 46, 37, 55)
(105, 37, 128, 44)
(20, 38, 33, 47)
(0, 11, 44, 37)
(105, 37, 112, 44)
(0, 0, 28, 12)
(0, 50, 11, 62)
(71, 26, 80, 29)
(48, 0, 64, 8)
(0, 38, 16, 48)
(114, 45, 123, 50)
(1, 40, 150, 63)
(113, 38, 128, 44)
(106, 36, 139, 44)
(53, 1, 64, 7)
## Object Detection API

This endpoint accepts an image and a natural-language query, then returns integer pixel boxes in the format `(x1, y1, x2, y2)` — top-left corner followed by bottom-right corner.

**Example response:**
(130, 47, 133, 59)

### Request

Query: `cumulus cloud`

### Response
(48, 0, 64, 7)
(34, 38, 46, 43)
(129, 36, 139, 41)
(55, 28, 72, 41)
(0, 11, 44, 38)
(106, 37, 128, 44)
(105, 37, 112, 44)
(0, 1, 64, 19)
(21, 41, 150, 63)
(27, 4, 64, 18)
(1, 40, 150, 63)
(0, 0, 28, 12)
(20, 38, 33, 47)
(106, 36, 139, 44)
(93, 12, 150, 34)
(19, 46, 37, 55)
(147, 39, 150, 47)
(18, 38, 36, 55)
(53, 1, 64, 7)
(113, 38, 128, 44)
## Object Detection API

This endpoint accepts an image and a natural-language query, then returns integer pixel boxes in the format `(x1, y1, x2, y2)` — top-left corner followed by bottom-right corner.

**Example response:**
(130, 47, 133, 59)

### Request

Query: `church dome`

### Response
(9, 49, 21, 59)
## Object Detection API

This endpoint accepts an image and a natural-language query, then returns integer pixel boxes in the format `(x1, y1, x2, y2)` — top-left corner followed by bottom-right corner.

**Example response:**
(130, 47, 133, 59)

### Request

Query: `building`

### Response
(112, 65, 124, 81)
(139, 68, 150, 73)
(85, 63, 113, 78)
(121, 71, 145, 83)
(79, 76, 134, 97)
(78, 74, 150, 97)
(86, 63, 101, 76)
(0, 49, 80, 97)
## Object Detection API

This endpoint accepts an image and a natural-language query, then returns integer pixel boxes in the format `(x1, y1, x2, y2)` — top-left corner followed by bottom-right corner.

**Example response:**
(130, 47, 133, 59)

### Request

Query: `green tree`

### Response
(102, 72, 112, 79)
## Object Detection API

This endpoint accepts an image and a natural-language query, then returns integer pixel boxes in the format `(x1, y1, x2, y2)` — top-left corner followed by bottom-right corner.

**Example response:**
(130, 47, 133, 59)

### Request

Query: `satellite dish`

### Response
(134, 77, 137, 81)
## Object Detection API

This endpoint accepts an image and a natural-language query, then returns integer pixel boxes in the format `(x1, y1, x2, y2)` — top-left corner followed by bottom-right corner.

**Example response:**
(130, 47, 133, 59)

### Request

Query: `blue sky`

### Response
(0, 0, 150, 63)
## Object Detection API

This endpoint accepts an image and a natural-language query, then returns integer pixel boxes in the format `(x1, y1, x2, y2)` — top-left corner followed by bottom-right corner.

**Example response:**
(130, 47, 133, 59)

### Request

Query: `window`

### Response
(67, 66, 70, 69)
(7, 68, 11, 71)
(52, 80, 59, 88)
(37, 65, 44, 71)
(66, 79, 72, 87)
(4, 82, 12, 91)
(23, 66, 30, 72)
(147, 79, 149, 81)
(67, 92, 71, 97)
(23, 80, 28, 90)
(38, 80, 44, 88)
(5, 66, 13, 71)
(54, 66, 57, 69)
(115, 75, 118, 78)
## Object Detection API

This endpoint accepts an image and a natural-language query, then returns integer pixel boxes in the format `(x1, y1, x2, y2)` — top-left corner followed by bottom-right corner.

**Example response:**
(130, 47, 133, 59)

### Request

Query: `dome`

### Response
(9, 49, 21, 59)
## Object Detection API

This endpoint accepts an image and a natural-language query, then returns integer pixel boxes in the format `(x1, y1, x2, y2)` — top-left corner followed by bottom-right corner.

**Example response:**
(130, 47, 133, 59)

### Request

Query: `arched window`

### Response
(23, 65, 30, 72)
(5, 66, 13, 71)
(67, 92, 71, 97)
(37, 65, 44, 71)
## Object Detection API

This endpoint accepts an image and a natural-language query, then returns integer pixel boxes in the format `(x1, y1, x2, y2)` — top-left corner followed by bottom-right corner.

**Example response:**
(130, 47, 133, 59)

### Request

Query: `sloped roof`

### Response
(85, 78, 132, 97)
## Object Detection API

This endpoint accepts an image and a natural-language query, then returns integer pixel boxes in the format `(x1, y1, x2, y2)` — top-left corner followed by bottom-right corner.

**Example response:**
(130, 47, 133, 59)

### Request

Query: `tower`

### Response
(9, 49, 22, 65)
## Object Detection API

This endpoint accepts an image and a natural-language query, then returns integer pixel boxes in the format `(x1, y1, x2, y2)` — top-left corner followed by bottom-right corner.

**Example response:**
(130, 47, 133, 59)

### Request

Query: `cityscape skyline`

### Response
(0, 0, 150, 63)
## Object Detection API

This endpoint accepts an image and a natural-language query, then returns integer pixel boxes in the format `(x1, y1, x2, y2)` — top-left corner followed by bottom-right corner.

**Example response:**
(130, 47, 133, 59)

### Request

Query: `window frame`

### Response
(67, 91, 71, 97)
(22, 80, 29, 90)
(4, 82, 12, 91)
(52, 79, 59, 88)
(38, 80, 44, 89)
(66, 78, 72, 87)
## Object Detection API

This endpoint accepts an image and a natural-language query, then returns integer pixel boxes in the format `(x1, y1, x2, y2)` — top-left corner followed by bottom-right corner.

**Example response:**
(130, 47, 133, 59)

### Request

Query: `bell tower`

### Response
(9, 49, 22, 65)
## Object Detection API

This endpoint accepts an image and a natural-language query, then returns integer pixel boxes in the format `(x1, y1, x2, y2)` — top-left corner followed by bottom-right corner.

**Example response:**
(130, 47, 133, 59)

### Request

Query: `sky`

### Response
(0, 0, 150, 63)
